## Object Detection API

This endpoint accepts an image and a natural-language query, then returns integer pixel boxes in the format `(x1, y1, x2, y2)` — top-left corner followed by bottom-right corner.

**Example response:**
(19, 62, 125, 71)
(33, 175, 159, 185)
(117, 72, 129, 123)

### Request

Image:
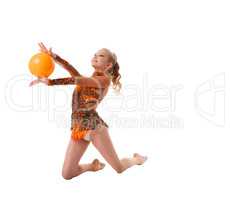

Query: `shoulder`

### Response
(91, 72, 111, 88)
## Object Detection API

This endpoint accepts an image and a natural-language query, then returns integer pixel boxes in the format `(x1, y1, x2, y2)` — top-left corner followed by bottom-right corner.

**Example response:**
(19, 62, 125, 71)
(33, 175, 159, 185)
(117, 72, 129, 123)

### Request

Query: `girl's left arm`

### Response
(51, 53, 82, 77)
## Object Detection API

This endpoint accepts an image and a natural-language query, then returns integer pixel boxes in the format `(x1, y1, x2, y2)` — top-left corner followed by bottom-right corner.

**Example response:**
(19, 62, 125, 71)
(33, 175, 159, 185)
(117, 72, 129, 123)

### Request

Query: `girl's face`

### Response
(91, 49, 113, 71)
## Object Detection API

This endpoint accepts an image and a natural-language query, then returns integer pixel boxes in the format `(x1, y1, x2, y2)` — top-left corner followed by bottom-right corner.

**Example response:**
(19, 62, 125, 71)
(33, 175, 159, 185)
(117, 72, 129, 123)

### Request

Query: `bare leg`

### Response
(91, 126, 147, 173)
(62, 137, 105, 180)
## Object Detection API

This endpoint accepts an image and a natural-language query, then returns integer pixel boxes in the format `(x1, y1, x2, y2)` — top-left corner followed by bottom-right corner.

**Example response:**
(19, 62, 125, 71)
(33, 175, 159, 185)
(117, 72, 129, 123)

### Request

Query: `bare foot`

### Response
(133, 153, 148, 165)
(91, 159, 106, 172)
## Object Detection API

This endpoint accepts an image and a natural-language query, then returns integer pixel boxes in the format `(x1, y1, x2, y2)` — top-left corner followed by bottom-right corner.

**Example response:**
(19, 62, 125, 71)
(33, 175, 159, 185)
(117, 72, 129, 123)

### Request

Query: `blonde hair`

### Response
(102, 48, 122, 93)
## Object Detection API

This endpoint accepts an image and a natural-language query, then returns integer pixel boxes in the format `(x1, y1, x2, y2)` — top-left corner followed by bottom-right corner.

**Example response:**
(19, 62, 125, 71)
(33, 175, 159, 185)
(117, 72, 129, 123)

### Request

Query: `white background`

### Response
(0, 0, 230, 199)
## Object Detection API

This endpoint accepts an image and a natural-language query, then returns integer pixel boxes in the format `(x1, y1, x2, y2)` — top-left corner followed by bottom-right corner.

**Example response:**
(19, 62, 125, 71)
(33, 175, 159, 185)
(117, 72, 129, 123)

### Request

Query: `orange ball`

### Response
(28, 53, 54, 78)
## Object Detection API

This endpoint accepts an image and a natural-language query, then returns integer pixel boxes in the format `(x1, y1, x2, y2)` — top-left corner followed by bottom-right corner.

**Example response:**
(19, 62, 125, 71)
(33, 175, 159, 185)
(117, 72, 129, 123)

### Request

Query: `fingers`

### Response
(37, 42, 54, 57)
(48, 47, 54, 56)
(29, 79, 40, 87)
(29, 77, 50, 87)
(38, 42, 45, 50)
(40, 42, 47, 50)
(38, 43, 46, 53)
(38, 42, 49, 53)
(38, 42, 43, 48)
(40, 77, 50, 85)
(40, 77, 47, 82)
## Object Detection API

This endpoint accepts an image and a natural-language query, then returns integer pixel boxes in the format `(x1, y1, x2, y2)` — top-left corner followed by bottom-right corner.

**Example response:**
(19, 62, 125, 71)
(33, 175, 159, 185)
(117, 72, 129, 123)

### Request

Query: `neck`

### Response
(93, 69, 111, 79)
(95, 69, 104, 73)
(93, 69, 104, 76)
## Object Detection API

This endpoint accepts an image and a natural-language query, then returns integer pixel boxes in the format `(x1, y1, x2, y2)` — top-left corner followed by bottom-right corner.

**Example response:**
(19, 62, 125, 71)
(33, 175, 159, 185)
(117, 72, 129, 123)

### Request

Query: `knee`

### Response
(114, 166, 124, 174)
(116, 169, 123, 174)
(62, 166, 75, 180)
(62, 164, 82, 180)
(62, 169, 73, 180)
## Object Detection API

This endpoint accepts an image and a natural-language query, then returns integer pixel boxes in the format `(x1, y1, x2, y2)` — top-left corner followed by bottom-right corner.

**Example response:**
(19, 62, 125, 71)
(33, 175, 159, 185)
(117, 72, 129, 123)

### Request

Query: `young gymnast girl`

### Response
(29, 42, 147, 180)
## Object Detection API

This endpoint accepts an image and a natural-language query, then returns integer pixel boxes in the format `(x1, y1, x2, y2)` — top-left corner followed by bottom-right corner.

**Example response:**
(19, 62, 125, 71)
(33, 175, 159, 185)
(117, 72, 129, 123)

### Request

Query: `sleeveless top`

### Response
(48, 54, 110, 137)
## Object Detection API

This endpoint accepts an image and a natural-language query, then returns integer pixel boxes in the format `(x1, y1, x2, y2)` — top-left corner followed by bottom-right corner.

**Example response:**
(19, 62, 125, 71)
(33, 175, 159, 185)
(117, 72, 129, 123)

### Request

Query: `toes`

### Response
(142, 156, 148, 163)
(133, 153, 139, 157)
(133, 153, 148, 165)
(92, 159, 105, 171)
(101, 163, 106, 169)
(92, 158, 99, 165)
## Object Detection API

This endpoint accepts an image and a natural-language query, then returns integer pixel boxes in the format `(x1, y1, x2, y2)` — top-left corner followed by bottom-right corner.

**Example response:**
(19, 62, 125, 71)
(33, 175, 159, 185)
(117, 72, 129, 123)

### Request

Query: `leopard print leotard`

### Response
(48, 64, 109, 140)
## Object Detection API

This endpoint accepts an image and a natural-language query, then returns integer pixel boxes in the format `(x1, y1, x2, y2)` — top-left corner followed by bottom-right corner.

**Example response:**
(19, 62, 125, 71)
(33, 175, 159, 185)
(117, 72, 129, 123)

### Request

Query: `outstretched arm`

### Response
(29, 76, 110, 88)
(38, 42, 82, 77)
(29, 77, 76, 87)
(48, 76, 110, 88)
(51, 53, 82, 77)
(48, 77, 77, 85)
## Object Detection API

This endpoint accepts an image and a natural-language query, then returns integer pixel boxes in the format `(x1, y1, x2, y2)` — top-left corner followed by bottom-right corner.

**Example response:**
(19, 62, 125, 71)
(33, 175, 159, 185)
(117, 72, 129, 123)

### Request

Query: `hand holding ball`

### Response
(28, 52, 54, 78)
